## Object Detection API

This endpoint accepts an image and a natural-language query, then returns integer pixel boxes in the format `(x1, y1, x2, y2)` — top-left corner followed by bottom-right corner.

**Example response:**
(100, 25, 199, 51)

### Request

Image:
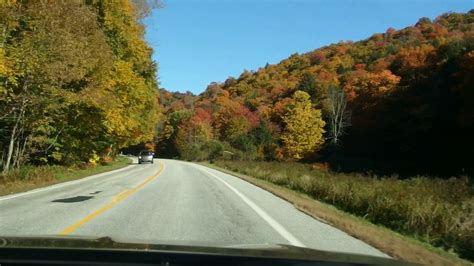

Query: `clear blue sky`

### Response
(143, 0, 473, 94)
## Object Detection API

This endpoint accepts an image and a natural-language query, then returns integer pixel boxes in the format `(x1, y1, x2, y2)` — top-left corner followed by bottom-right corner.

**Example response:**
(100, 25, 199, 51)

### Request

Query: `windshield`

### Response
(0, 1, 472, 265)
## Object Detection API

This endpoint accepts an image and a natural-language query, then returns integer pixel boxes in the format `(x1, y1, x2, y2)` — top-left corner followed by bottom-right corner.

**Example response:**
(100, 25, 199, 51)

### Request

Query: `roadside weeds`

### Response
(0, 156, 131, 197)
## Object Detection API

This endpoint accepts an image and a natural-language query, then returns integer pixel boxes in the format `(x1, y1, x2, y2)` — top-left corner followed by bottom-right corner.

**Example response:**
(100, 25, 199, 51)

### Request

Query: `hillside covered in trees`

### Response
(157, 10, 474, 177)
(0, 0, 160, 172)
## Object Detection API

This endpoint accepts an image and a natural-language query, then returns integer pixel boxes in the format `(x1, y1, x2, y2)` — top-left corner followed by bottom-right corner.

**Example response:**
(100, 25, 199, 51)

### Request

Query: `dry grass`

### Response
(203, 161, 473, 265)
(0, 156, 131, 196)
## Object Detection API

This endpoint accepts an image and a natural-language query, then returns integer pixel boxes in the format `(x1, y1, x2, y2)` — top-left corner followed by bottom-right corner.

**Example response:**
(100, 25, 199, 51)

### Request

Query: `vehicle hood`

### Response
(0, 235, 415, 265)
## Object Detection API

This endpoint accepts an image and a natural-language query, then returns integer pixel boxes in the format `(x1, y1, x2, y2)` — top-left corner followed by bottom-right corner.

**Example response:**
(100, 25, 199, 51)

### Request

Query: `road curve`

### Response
(0, 158, 386, 257)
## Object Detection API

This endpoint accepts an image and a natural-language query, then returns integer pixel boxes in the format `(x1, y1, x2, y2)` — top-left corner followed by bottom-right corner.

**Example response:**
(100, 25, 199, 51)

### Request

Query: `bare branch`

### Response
(326, 86, 351, 146)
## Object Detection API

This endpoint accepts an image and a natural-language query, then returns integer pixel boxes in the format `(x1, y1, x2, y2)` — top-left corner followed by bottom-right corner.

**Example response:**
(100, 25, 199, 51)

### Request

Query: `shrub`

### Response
(0, 165, 57, 186)
(100, 156, 114, 165)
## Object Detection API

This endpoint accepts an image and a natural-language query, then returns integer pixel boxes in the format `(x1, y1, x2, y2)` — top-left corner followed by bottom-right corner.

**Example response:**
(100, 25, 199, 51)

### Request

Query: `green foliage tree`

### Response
(297, 72, 317, 97)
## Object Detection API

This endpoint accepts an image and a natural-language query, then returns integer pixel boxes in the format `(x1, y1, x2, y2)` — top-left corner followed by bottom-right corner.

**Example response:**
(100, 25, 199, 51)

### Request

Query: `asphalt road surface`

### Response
(0, 158, 387, 257)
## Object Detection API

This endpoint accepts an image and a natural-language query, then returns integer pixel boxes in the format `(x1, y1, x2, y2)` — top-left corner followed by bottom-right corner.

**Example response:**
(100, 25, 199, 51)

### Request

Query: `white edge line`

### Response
(197, 166, 305, 247)
(0, 161, 139, 202)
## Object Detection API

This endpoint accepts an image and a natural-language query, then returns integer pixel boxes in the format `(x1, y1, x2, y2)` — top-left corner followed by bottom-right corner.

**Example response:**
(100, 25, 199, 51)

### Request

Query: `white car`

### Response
(138, 151, 154, 164)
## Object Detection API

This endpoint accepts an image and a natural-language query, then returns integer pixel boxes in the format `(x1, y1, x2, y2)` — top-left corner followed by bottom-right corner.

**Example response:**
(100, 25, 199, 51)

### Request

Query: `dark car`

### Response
(138, 151, 154, 164)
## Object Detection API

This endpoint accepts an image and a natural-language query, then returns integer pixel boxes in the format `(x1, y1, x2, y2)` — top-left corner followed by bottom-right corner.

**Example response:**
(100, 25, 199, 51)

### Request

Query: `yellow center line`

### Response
(59, 161, 165, 235)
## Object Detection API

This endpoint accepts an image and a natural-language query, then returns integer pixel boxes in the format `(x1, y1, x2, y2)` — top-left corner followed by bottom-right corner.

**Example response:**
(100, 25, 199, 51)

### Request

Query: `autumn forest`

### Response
(1, 0, 160, 171)
(157, 10, 474, 178)
(1, 1, 473, 177)
(1, 1, 473, 261)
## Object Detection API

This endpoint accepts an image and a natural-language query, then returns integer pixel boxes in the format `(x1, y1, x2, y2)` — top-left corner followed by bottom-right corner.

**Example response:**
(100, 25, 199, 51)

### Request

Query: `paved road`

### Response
(0, 158, 386, 257)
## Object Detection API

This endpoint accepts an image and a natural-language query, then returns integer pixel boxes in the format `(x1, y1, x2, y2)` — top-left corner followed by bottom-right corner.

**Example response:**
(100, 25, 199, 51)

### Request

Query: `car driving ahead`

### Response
(138, 151, 154, 164)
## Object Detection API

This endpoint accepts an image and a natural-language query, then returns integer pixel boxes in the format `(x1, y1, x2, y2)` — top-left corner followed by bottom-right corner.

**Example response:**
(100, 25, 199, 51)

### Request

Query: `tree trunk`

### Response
(16, 136, 29, 168)
(12, 139, 20, 168)
(3, 111, 18, 173)
(107, 144, 113, 157)
(1, 25, 6, 48)
(4, 82, 28, 173)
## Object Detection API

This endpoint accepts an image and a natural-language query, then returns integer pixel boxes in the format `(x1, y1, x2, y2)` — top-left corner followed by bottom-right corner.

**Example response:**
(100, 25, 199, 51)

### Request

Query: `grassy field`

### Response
(210, 160, 473, 264)
(0, 156, 131, 196)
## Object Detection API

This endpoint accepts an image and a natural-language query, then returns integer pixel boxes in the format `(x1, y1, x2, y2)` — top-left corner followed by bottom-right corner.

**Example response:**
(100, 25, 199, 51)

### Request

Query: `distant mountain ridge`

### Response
(158, 10, 474, 177)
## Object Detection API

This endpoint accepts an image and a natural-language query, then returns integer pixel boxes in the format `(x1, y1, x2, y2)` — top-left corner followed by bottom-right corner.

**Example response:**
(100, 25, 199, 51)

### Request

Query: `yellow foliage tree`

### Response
(281, 91, 325, 160)
(99, 60, 159, 147)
